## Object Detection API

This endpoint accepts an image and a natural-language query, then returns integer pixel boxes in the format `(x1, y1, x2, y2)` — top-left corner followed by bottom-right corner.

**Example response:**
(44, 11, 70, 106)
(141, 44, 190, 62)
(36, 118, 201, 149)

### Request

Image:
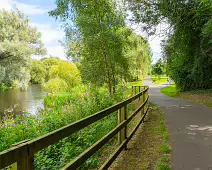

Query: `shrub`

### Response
(44, 77, 68, 92)
(1, 84, 126, 169)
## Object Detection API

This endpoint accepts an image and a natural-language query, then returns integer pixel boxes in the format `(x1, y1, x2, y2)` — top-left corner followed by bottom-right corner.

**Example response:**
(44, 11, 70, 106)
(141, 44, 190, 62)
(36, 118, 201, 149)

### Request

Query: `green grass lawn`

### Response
(160, 85, 212, 107)
(128, 80, 143, 86)
(160, 85, 178, 98)
(151, 75, 168, 85)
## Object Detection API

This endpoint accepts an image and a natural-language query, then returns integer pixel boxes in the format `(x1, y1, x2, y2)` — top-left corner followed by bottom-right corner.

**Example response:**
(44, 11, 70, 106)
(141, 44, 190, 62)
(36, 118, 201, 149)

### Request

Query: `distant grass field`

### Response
(151, 75, 168, 85)
(128, 80, 143, 86)
(161, 85, 212, 107)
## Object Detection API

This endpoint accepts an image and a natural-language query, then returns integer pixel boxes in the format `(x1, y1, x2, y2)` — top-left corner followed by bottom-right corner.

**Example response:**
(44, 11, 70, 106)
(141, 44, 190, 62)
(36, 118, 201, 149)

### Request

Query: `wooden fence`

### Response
(0, 86, 149, 170)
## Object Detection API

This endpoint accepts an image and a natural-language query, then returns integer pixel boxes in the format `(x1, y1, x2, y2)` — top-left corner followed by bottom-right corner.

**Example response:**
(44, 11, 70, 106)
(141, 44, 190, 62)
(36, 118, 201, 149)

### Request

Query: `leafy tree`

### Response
(44, 77, 68, 92)
(30, 60, 46, 84)
(44, 61, 81, 92)
(151, 58, 166, 76)
(125, 32, 151, 81)
(50, 0, 129, 95)
(41, 57, 63, 81)
(0, 9, 46, 88)
(127, 0, 212, 91)
(49, 61, 81, 88)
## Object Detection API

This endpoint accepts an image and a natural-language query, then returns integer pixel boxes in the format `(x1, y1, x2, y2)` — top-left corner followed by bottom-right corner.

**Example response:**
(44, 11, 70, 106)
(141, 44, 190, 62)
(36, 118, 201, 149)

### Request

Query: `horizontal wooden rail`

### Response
(63, 95, 149, 169)
(0, 86, 149, 170)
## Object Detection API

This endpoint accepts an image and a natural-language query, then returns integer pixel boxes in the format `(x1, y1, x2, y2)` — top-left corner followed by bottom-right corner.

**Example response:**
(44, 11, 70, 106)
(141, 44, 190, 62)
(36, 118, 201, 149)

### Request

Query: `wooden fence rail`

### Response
(0, 86, 149, 170)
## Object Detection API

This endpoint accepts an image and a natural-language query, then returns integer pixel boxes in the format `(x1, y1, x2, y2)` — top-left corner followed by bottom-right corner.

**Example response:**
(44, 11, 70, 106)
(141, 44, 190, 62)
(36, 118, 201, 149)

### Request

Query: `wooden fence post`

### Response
(17, 156, 34, 170)
(138, 86, 141, 100)
(131, 86, 134, 96)
(118, 105, 127, 150)
(11, 140, 33, 170)
(143, 88, 146, 114)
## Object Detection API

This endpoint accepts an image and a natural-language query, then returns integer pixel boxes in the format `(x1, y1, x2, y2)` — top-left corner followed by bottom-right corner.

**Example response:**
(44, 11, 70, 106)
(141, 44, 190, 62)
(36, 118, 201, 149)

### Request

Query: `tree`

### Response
(30, 60, 46, 84)
(49, 61, 81, 88)
(41, 57, 63, 81)
(151, 58, 166, 76)
(0, 9, 46, 88)
(127, 0, 212, 91)
(44, 61, 81, 92)
(50, 0, 129, 95)
(125, 32, 151, 81)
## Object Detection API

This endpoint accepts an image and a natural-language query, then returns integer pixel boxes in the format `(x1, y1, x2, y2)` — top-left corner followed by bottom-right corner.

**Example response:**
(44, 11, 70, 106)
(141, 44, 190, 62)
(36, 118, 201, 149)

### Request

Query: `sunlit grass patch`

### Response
(160, 85, 177, 97)
(161, 85, 212, 107)
(151, 75, 168, 85)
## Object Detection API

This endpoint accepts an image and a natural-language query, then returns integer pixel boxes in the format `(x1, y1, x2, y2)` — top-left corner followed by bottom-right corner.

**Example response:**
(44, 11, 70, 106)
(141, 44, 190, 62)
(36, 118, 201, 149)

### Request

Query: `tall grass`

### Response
(0, 84, 127, 169)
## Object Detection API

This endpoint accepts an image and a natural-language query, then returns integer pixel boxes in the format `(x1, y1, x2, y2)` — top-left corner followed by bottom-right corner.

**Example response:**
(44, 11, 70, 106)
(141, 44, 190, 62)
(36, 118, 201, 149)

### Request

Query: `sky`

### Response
(0, 0, 163, 63)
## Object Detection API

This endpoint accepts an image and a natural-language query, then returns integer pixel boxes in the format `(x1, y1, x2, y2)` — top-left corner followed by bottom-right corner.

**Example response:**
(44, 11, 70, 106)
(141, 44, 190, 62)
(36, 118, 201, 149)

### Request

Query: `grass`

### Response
(151, 75, 168, 85)
(160, 85, 212, 107)
(160, 85, 178, 97)
(110, 103, 172, 170)
(128, 80, 143, 86)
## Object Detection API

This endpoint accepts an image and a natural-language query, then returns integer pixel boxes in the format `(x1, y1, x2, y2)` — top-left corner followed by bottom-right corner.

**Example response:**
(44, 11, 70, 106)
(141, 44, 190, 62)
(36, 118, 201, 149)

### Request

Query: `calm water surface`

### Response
(0, 84, 46, 116)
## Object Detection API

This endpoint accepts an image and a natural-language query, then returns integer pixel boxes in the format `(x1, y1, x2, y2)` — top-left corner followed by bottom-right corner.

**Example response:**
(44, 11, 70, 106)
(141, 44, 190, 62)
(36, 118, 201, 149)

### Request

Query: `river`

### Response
(0, 84, 46, 116)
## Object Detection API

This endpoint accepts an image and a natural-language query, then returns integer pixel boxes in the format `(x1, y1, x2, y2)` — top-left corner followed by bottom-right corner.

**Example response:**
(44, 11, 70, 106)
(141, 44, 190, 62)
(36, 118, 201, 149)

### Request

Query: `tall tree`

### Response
(30, 60, 46, 84)
(0, 9, 46, 88)
(50, 0, 129, 95)
(127, 0, 212, 91)
(125, 32, 151, 81)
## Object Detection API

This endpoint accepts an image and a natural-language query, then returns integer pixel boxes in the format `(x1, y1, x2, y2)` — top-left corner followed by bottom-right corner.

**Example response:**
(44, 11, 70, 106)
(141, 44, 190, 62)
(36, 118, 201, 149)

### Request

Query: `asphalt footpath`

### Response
(143, 78, 212, 170)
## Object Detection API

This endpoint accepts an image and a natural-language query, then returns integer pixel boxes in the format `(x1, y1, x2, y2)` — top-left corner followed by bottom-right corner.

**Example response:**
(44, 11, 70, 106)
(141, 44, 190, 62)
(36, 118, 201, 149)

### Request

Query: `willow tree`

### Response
(0, 9, 46, 88)
(50, 0, 129, 95)
(125, 32, 151, 81)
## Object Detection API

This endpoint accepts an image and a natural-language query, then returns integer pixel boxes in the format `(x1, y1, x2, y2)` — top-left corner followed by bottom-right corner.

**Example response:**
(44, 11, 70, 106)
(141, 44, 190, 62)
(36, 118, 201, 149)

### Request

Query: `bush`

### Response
(1, 84, 126, 169)
(0, 83, 9, 91)
(44, 77, 68, 92)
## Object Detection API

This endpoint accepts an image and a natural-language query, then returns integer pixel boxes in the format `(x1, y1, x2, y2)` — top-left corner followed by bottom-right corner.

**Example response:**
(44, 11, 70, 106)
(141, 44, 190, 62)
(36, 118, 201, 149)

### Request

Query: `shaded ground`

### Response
(143, 78, 212, 169)
(109, 103, 170, 170)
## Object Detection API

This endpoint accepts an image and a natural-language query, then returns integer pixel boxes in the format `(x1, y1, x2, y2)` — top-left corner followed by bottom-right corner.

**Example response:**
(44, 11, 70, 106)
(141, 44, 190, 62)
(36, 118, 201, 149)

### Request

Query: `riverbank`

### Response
(0, 84, 129, 169)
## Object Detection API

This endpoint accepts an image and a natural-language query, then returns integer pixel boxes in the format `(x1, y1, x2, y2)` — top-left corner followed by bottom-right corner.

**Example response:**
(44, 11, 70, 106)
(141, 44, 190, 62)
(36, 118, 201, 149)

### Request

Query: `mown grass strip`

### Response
(109, 103, 172, 170)
(161, 85, 212, 107)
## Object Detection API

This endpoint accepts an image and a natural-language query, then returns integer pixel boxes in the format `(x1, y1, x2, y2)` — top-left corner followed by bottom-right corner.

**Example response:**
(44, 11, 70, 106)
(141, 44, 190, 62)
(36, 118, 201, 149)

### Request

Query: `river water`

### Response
(0, 84, 46, 116)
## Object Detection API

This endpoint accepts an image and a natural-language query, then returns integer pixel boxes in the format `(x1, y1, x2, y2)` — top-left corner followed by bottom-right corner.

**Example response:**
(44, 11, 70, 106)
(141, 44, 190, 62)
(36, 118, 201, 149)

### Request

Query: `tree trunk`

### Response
(102, 49, 112, 95)
(111, 64, 116, 94)
(97, 0, 112, 95)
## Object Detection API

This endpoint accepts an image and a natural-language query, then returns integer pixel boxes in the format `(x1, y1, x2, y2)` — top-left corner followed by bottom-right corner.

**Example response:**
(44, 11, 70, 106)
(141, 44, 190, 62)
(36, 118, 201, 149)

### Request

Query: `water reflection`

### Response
(0, 84, 46, 116)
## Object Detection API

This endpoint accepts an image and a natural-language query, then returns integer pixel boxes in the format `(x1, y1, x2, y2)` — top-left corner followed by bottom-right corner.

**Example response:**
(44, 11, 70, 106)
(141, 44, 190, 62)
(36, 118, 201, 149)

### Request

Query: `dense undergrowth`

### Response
(0, 84, 130, 169)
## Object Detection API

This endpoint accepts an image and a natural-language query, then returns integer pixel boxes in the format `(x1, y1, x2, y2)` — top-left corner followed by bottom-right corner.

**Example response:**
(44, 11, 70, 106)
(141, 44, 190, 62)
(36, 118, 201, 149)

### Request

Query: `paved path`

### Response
(144, 78, 212, 170)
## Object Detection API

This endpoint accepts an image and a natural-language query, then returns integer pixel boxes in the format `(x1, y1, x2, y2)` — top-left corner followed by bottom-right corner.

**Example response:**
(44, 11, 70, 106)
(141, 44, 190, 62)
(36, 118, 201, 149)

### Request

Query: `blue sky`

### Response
(0, 0, 162, 63)
(0, 0, 66, 59)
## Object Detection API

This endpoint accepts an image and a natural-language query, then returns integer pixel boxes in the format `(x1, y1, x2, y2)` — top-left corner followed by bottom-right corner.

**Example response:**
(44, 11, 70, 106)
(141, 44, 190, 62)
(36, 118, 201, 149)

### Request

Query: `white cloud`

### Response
(30, 23, 66, 59)
(0, 0, 12, 10)
(30, 23, 65, 45)
(12, 1, 48, 15)
(47, 46, 66, 60)
(0, 0, 66, 59)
